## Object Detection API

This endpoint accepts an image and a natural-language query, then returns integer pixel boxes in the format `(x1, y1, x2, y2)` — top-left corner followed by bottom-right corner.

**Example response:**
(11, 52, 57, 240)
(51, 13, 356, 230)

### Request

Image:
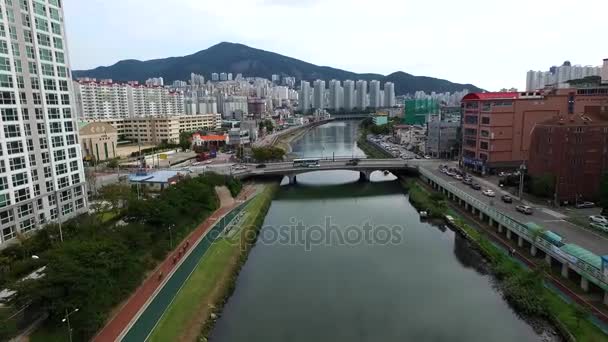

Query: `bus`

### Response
(293, 158, 320, 168)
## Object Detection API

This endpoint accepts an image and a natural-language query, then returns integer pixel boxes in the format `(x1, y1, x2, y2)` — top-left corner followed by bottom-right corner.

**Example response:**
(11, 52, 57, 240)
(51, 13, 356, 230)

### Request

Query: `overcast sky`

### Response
(65, 0, 606, 91)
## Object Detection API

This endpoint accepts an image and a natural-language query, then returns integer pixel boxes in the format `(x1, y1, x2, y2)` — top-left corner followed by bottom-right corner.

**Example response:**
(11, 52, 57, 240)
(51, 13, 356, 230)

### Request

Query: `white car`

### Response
(482, 189, 496, 197)
(590, 222, 608, 232)
(454, 175, 463, 181)
(589, 215, 608, 224)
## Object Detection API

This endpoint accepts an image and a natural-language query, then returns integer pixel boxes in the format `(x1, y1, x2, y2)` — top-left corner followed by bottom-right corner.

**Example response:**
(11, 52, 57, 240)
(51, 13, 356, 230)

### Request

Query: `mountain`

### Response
(73, 42, 483, 94)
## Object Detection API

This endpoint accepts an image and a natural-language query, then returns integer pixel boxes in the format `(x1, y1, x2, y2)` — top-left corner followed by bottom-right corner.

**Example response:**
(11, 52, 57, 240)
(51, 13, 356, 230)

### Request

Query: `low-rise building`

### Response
(461, 87, 608, 173)
(372, 112, 389, 126)
(528, 114, 608, 203)
(426, 115, 460, 159)
(227, 129, 250, 146)
(79, 122, 118, 162)
(82, 114, 222, 145)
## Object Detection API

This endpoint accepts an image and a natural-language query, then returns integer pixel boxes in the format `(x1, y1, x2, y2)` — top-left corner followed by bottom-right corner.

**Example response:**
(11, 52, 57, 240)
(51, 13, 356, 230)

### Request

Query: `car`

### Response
(482, 189, 496, 197)
(590, 222, 608, 232)
(463, 178, 472, 185)
(256, 164, 266, 169)
(470, 183, 481, 190)
(589, 215, 608, 224)
(501, 195, 513, 203)
(516, 205, 533, 215)
(575, 201, 595, 209)
(454, 175, 463, 181)
(424, 155, 431, 159)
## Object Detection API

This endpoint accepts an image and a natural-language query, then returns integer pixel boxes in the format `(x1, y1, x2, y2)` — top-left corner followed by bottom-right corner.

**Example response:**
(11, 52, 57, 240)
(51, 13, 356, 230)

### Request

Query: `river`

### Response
(210, 121, 550, 341)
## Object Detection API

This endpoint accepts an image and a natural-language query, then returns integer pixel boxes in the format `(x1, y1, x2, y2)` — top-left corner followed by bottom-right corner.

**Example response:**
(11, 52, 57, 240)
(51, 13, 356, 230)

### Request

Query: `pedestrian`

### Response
(158, 271, 163, 281)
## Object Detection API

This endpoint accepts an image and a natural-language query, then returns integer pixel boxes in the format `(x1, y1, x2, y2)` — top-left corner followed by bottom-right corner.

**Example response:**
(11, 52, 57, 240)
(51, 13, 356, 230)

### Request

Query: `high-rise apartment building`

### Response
(219, 72, 227, 81)
(328, 79, 341, 110)
(0, 0, 88, 245)
(343, 80, 355, 111)
(526, 61, 604, 91)
(384, 82, 395, 107)
(227, 73, 232, 81)
(75, 80, 185, 119)
(190, 73, 205, 87)
(356, 80, 367, 109)
(299, 81, 311, 113)
(211, 73, 219, 81)
(313, 79, 325, 109)
(369, 80, 381, 108)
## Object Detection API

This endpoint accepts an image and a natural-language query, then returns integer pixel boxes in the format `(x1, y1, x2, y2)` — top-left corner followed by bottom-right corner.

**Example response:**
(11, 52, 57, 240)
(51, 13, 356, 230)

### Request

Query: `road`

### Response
(426, 166, 608, 255)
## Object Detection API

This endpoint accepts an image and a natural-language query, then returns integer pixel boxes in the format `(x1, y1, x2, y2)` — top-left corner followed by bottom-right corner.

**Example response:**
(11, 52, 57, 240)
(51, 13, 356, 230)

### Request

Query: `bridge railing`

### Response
(419, 167, 608, 290)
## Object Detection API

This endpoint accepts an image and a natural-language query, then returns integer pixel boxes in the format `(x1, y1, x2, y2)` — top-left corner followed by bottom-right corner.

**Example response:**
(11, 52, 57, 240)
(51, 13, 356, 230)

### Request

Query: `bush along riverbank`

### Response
(197, 184, 278, 341)
(400, 178, 607, 342)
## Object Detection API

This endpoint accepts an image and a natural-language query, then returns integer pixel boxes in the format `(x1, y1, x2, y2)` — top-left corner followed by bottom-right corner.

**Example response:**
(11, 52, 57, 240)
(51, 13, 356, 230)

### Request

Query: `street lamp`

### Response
(168, 224, 175, 249)
(62, 307, 79, 342)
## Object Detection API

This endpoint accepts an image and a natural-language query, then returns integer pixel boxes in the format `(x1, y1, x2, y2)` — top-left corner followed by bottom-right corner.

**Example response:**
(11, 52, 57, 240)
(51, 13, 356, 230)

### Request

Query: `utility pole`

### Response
(518, 163, 526, 200)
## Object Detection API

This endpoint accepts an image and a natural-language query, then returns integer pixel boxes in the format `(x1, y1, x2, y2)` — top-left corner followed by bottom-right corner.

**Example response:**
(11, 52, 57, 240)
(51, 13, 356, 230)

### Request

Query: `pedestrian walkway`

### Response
(92, 187, 256, 342)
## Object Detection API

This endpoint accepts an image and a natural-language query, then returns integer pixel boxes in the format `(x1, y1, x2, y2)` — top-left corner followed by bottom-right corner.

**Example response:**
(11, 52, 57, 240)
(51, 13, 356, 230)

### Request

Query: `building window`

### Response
(480, 130, 489, 138)
(11, 172, 28, 187)
(0, 210, 14, 225)
(17, 203, 32, 218)
(14, 188, 30, 203)
(479, 153, 488, 161)
(9, 157, 26, 171)
(0, 177, 8, 191)
(2, 225, 15, 241)
(4, 124, 21, 138)
(0, 74, 13, 88)
(481, 117, 490, 125)
(464, 116, 478, 124)
(480, 141, 489, 150)
(7, 141, 23, 154)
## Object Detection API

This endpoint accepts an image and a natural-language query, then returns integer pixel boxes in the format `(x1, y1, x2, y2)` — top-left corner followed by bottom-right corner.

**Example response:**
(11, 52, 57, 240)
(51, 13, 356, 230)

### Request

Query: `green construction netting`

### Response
(561, 244, 602, 269)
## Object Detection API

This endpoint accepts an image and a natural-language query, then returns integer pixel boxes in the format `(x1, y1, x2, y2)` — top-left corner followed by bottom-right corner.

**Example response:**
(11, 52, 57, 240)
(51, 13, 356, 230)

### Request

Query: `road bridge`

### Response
(233, 158, 431, 184)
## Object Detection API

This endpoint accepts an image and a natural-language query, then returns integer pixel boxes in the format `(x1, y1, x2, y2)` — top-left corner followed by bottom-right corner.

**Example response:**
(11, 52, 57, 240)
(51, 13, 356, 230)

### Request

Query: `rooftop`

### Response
(462, 92, 519, 101)
(128, 170, 188, 184)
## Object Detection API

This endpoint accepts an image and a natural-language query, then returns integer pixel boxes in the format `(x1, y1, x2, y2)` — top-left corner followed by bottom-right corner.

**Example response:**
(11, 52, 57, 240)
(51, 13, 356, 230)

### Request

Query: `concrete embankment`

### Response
(264, 120, 332, 154)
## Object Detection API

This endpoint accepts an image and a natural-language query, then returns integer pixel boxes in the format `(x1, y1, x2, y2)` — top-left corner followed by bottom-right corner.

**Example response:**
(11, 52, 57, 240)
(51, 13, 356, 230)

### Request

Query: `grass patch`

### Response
(401, 179, 447, 218)
(147, 185, 277, 342)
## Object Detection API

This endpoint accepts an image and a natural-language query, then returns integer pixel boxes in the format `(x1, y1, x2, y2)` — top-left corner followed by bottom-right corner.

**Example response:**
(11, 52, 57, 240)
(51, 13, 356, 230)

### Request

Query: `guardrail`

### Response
(419, 167, 608, 291)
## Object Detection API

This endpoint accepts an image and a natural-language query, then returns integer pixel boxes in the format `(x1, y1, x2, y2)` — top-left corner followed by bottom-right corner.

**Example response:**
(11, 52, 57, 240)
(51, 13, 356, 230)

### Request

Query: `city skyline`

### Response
(64, 0, 607, 92)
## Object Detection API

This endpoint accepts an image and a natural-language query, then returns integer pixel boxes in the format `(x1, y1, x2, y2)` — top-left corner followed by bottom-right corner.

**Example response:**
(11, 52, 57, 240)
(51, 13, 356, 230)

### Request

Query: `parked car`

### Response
(470, 183, 481, 190)
(501, 195, 513, 203)
(516, 205, 533, 215)
(455, 175, 463, 181)
(463, 178, 472, 185)
(589, 215, 608, 224)
(590, 222, 608, 233)
(482, 189, 496, 197)
(256, 164, 266, 169)
(575, 201, 595, 209)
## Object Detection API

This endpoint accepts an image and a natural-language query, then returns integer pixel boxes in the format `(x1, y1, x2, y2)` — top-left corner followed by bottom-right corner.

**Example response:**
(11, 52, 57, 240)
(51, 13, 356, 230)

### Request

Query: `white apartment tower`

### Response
(328, 79, 341, 110)
(313, 79, 325, 109)
(0, 0, 88, 245)
(299, 81, 311, 113)
(343, 80, 355, 111)
(369, 80, 381, 108)
(384, 82, 395, 107)
(356, 80, 367, 109)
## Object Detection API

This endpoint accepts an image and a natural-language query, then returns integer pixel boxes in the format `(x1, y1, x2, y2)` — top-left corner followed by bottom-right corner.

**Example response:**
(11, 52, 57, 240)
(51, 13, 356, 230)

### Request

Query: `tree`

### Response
(252, 147, 285, 162)
(179, 131, 194, 151)
(599, 173, 608, 209)
(529, 174, 555, 198)
(106, 159, 119, 169)
(98, 184, 134, 214)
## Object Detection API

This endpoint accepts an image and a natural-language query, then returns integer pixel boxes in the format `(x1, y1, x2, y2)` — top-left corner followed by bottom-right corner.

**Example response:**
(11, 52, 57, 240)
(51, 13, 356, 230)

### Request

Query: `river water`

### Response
(211, 121, 547, 342)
